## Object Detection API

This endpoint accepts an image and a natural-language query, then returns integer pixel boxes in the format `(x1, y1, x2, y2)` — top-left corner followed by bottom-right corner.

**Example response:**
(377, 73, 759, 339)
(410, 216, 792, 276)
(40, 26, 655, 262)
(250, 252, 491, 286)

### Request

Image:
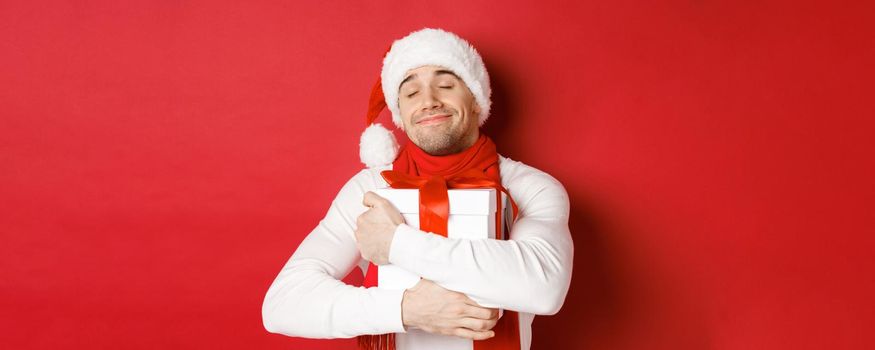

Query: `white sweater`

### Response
(262, 155, 574, 350)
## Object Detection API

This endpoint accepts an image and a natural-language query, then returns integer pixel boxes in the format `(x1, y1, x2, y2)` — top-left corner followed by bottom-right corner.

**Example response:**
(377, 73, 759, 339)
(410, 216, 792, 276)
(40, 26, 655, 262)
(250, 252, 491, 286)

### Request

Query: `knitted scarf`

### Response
(357, 133, 521, 350)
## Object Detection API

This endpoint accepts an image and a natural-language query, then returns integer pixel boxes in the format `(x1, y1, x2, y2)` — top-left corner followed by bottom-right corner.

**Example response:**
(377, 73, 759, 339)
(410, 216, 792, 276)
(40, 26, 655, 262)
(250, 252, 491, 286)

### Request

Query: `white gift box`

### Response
(374, 188, 509, 305)
(373, 187, 513, 346)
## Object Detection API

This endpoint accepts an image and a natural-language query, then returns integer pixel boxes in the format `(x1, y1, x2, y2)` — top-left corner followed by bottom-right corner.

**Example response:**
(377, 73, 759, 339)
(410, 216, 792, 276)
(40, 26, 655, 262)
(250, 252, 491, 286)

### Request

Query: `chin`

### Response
(419, 137, 465, 155)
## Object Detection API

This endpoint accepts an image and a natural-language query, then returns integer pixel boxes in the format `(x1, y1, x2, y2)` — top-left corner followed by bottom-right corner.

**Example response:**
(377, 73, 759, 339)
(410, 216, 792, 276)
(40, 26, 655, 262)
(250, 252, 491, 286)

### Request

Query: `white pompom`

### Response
(359, 123, 399, 168)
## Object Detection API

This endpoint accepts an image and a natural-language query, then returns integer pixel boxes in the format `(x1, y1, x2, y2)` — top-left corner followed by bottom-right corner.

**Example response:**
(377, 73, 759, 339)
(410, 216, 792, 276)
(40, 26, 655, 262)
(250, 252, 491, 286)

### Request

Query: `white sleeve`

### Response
(262, 170, 407, 338)
(386, 170, 573, 316)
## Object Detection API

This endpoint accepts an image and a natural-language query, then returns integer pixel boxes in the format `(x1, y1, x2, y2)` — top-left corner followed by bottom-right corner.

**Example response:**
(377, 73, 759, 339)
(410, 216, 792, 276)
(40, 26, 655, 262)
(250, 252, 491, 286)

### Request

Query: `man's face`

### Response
(397, 65, 480, 156)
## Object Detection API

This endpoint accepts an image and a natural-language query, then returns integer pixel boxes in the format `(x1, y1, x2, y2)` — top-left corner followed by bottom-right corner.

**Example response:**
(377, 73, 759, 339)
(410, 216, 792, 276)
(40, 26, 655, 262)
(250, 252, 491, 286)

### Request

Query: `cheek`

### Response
(456, 94, 478, 114)
(398, 100, 415, 120)
(441, 93, 461, 110)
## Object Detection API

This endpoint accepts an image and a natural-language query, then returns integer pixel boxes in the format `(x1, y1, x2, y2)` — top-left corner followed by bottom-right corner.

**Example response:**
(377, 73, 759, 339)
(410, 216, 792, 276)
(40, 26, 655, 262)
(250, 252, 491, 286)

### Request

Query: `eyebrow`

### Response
(399, 69, 460, 89)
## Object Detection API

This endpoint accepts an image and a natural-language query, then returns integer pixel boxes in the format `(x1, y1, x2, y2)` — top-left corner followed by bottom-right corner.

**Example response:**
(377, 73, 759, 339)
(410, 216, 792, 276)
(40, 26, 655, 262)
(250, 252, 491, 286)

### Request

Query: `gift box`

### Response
(374, 187, 508, 297)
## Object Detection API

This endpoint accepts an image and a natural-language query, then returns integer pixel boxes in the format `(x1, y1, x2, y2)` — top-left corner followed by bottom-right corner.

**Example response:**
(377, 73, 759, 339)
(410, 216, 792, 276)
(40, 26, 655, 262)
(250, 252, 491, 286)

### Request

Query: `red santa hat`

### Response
(359, 28, 492, 168)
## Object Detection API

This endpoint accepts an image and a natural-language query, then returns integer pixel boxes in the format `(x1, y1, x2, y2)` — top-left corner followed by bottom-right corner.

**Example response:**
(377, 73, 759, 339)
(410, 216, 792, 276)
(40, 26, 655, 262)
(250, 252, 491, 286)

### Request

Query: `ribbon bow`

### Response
(379, 168, 519, 239)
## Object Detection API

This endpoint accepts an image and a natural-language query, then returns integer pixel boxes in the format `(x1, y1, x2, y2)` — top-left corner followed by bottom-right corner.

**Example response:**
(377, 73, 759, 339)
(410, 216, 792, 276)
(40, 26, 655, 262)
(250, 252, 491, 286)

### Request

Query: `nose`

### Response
(419, 86, 443, 111)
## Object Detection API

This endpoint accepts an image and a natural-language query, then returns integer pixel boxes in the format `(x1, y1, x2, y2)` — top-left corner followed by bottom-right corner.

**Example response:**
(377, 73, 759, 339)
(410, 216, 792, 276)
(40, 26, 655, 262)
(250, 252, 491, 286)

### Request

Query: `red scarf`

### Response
(358, 134, 521, 350)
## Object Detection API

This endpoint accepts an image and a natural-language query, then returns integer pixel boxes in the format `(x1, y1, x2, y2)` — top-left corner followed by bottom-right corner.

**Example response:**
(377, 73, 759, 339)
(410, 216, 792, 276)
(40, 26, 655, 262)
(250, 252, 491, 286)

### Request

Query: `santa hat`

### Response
(359, 28, 492, 168)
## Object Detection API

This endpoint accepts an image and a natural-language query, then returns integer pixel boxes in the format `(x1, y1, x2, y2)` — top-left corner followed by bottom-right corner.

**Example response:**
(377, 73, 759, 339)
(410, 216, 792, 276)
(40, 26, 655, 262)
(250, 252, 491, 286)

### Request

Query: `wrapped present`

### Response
(374, 188, 507, 310)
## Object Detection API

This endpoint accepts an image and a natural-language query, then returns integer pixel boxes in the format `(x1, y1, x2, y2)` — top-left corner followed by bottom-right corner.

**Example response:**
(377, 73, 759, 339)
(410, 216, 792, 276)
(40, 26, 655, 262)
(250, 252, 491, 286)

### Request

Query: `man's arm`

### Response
(387, 169, 574, 316)
(261, 170, 406, 338)
(264, 169, 506, 340)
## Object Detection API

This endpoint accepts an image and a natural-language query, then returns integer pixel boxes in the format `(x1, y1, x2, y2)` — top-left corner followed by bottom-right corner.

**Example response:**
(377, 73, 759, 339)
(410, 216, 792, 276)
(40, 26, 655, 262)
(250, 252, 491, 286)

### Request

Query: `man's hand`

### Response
(355, 191, 404, 265)
(402, 279, 500, 340)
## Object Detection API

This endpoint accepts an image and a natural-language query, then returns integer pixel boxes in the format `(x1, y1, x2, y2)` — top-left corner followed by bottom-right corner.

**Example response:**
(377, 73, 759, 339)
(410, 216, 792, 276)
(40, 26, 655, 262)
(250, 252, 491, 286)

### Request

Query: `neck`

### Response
(394, 132, 496, 178)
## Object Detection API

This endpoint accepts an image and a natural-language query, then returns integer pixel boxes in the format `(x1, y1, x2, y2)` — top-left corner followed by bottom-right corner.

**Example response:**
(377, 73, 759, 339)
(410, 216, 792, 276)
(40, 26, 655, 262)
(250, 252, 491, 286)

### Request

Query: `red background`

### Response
(2, 1, 873, 349)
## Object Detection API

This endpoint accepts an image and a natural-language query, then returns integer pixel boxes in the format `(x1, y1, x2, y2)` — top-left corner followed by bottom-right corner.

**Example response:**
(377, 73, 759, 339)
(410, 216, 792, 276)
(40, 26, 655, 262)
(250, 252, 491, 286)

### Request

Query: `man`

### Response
(262, 28, 573, 350)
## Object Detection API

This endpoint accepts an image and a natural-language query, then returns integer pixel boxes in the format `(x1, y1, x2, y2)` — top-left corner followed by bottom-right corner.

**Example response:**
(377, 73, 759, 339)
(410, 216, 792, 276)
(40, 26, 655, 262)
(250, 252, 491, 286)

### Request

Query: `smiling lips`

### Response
(417, 114, 451, 125)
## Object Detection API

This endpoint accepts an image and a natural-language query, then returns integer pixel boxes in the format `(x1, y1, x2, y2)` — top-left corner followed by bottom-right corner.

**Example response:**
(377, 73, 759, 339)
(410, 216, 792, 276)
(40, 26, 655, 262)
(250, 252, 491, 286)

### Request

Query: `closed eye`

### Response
(406, 91, 418, 97)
